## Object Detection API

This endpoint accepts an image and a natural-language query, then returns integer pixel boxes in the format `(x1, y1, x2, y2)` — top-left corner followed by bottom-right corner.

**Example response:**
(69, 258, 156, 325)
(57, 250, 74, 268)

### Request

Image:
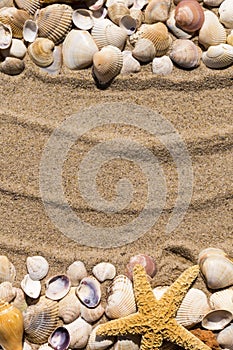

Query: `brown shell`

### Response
(14, 0, 41, 15)
(174, 0, 204, 33)
(0, 7, 29, 38)
(169, 38, 202, 68)
(28, 37, 55, 67)
(107, 3, 130, 25)
(141, 22, 172, 56)
(144, 0, 171, 24)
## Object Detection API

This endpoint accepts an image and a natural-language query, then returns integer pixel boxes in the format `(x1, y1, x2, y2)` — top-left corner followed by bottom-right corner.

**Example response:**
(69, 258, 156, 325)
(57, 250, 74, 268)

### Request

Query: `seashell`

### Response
(153, 286, 169, 299)
(198, 247, 227, 263)
(0, 57, 25, 75)
(0, 256, 16, 283)
(144, 0, 171, 24)
(48, 326, 70, 350)
(36, 4, 73, 45)
(80, 302, 105, 323)
(166, 9, 192, 39)
(58, 287, 81, 324)
(169, 39, 202, 68)
(175, 288, 211, 328)
(202, 43, 233, 68)
(0, 300, 24, 350)
(28, 37, 55, 68)
(125, 254, 157, 280)
(113, 335, 140, 350)
(14, 0, 40, 14)
(21, 274, 41, 299)
(174, 0, 204, 33)
(120, 50, 141, 74)
(76, 275, 101, 308)
(1, 38, 27, 59)
(219, 0, 233, 29)
(64, 316, 92, 349)
(0, 7, 30, 38)
(132, 37, 156, 62)
(107, 2, 130, 25)
(152, 55, 173, 75)
(92, 262, 116, 282)
(72, 9, 94, 30)
(0, 282, 16, 302)
(92, 45, 123, 87)
(0, 22, 12, 49)
(62, 30, 98, 70)
(23, 296, 59, 344)
(202, 309, 233, 330)
(131, 0, 148, 10)
(105, 274, 136, 319)
(105, 0, 128, 8)
(140, 22, 172, 56)
(38, 344, 53, 350)
(45, 274, 70, 300)
(91, 7, 108, 22)
(87, 0, 105, 11)
(119, 15, 137, 35)
(129, 8, 143, 28)
(227, 30, 233, 46)
(0, 0, 14, 7)
(23, 20, 38, 43)
(26, 256, 49, 281)
(203, 0, 224, 6)
(12, 287, 28, 312)
(40, 45, 62, 76)
(66, 261, 87, 286)
(87, 325, 114, 350)
(198, 10, 226, 49)
(23, 341, 33, 350)
(217, 323, 233, 350)
(209, 289, 233, 313)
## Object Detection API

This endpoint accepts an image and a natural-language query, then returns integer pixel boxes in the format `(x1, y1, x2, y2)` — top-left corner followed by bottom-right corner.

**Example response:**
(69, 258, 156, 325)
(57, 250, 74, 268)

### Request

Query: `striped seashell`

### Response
(12, 287, 27, 312)
(14, 0, 40, 14)
(113, 335, 140, 350)
(227, 30, 233, 46)
(26, 256, 49, 281)
(0, 22, 12, 49)
(202, 309, 233, 331)
(80, 302, 105, 323)
(23, 296, 59, 344)
(92, 262, 116, 282)
(28, 38, 55, 68)
(202, 43, 233, 68)
(203, 0, 224, 6)
(132, 38, 156, 62)
(209, 288, 233, 313)
(21, 274, 41, 299)
(144, 0, 171, 24)
(169, 38, 202, 68)
(0, 282, 16, 302)
(2, 38, 27, 59)
(87, 325, 114, 350)
(72, 9, 94, 30)
(0, 7, 30, 38)
(120, 50, 141, 74)
(23, 20, 38, 42)
(174, 0, 204, 33)
(140, 22, 172, 56)
(217, 323, 233, 350)
(198, 10, 226, 49)
(107, 2, 130, 25)
(219, 0, 233, 29)
(64, 317, 92, 349)
(40, 44, 62, 75)
(58, 287, 81, 324)
(36, 4, 73, 45)
(66, 261, 88, 287)
(166, 9, 192, 39)
(0, 256, 16, 283)
(152, 55, 173, 75)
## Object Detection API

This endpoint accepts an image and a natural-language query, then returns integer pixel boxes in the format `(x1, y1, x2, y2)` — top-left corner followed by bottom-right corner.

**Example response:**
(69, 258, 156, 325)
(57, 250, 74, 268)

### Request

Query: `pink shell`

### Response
(125, 254, 157, 280)
(174, 0, 204, 33)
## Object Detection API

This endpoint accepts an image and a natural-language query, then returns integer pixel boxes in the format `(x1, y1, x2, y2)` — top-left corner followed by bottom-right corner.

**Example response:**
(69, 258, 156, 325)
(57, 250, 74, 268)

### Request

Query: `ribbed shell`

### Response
(202, 44, 233, 68)
(58, 287, 81, 323)
(198, 10, 226, 49)
(28, 38, 55, 67)
(219, 0, 233, 29)
(14, 0, 40, 14)
(113, 336, 140, 350)
(209, 288, 233, 313)
(0, 7, 29, 38)
(140, 22, 172, 56)
(80, 303, 105, 323)
(64, 317, 92, 349)
(0, 256, 16, 283)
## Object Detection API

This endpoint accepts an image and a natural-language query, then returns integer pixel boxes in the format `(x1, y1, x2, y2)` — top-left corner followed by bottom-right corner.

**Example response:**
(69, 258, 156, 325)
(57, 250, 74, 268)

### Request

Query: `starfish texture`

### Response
(96, 264, 211, 350)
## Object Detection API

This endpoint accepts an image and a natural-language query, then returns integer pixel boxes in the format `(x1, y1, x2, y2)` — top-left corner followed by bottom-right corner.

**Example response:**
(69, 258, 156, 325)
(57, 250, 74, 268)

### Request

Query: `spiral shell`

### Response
(144, 0, 171, 24)
(14, 0, 40, 14)
(198, 10, 226, 49)
(64, 317, 92, 349)
(0, 7, 29, 38)
(92, 262, 116, 282)
(140, 22, 172, 56)
(26, 256, 49, 281)
(202, 43, 233, 68)
(121, 50, 141, 74)
(169, 38, 202, 68)
(58, 287, 81, 323)
(0, 22, 12, 49)
(166, 9, 192, 39)
(174, 0, 204, 32)
(217, 323, 233, 350)
(66, 261, 87, 286)
(201, 309, 233, 330)
(219, 0, 233, 29)
(107, 2, 130, 25)
(132, 37, 156, 62)
(152, 55, 173, 75)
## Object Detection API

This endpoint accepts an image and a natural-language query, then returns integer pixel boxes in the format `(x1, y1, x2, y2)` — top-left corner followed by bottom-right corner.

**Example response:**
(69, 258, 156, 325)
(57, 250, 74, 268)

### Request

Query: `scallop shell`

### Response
(0, 282, 16, 302)
(209, 289, 233, 313)
(203, 0, 224, 6)
(87, 325, 114, 350)
(26, 256, 49, 281)
(169, 38, 202, 68)
(119, 15, 137, 35)
(58, 287, 81, 324)
(23, 296, 59, 344)
(66, 261, 88, 286)
(227, 30, 233, 46)
(64, 317, 92, 349)
(0, 7, 29, 38)
(174, 0, 204, 32)
(76, 275, 101, 308)
(14, 0, 40, 14)
(28, 37, 55, 68)
(201, 309, 233, 330)
(144, 0, 171, 24)
(36, 4, 73, 44)
(72, 9, 94, 30)
(166, 9, 192, 39)
(105, 274, 136, 319)
(0, 256, 16, 283)
(92, 262, 116, 282)
(45, 274, 71, 300)
(198, 10, 226, 49)
(48, 327, 70, 350)
(217, 323, 233, 350)
(121, 50, 141, 74)
(152, 55, 173, 75)
(140, 22, 172, 56)
(202, 43, 233, 68)
(21, 274, 41, 299)
(113, 335, 140, 350)
(23, 20, 38, 42)
(80, 302, 105, 323)
(12, 287, 27, 312)
(219, 0, 233, 29)
(132, 37, 156, 62)
(107, 2, 130, 25)
(1, 38, 27, 59)
(0, 22, 12, 49)
(62, 29, 98, 70)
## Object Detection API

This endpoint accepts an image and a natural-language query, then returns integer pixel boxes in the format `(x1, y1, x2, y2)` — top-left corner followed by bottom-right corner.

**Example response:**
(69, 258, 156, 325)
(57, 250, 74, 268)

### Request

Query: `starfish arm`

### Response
(96, 313, 143, 337)
(163, 319, 212, 350)
(141, 331, 163, 350)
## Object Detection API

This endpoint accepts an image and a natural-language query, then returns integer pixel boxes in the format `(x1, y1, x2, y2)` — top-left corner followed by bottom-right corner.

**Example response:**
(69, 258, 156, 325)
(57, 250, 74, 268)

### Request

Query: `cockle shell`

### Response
(14, 0, 40, 14)
(0, 56, 25, 75)
(26, 256, 49, 281)
(140, 22, 172, 56)
(198, 10, 226, 49)
(227, 30, 233, 46)
(62, 30, 98, 70)
(144, 0, 171, 24)
(0, 23, 12, 49)
(72, 9, 94, 30)
(45, 274, 71, 300)
(219, 0, 233, 29)
(121, 50, 141, 74)
(1, 38, 27, 59)
(87, 325, 114, 350)
(66, 261, 87, 286)
(12, 287, 27, 312)
(48, 327, 70, 350)
(107, 2, 129, 25)
(0, 256, 16, 283)
(119, 15, 137, 35)
(0, 300, 24, 350)
(203, 0, 223, 6)
(125, 254, 157, 280)
(80, 302, 105, 323)
(76, 275, 101, 308)
(166, 9, 192, 39)
(169, 39, 202, 68)
(209, 288, 233, 313)
(28, 38, 55, 68)
(132, 37, 156, 62)
(0, 7, 29, 38)
(64, 317, 92, 349)
(202, 44, 233, 68)
(217, 323, 233, 350)
(23, 20, 38, 42)
(23, 296, 59, 344)
(92, 262, 116, 282)
(0, 282, 16, 302)
(152, 55, 173, 75)
(201, 309, 233, 330)
(21, 274, 41, 299)
(58, 287, 81, 323)
(174, 0, 204, 32)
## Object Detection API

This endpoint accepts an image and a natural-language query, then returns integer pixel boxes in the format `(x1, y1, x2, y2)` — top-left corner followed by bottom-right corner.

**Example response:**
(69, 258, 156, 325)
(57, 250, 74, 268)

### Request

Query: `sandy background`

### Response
(0, 56, 233, 292)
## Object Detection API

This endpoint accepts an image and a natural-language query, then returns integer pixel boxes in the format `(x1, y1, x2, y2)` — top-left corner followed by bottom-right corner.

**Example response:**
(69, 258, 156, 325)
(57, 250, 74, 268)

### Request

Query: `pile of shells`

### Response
(0, 0, 233, 87)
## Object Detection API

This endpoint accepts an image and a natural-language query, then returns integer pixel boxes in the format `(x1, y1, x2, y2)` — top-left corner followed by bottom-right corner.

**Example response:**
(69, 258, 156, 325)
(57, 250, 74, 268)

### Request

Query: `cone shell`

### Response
(26, 256, 49, 281)
(217, 323, 233, 350)
(140, 22, 172, 56)
(0, 256, 16, 283)
(152, 55, 173, 74)
(64, 317, 92, 349)
(166, 9, 192, 39)
(66, 261, 87, 287)
(209, 288, 233, 313)
(169, 38, 202, 68)
(174, 0, 204, 32)
(107, 2, 130, 25)
(58, 287, 81, 324)
(1, 38, 27, 59)
(76, 275, 101, 308)
(201, 309, 233, 330)
(144, 0, 171, 24)
(121, 50, 141, 74)
(202, 43, 233, 68)
(21, 274, 41, 299)
(132, 37, 156, 62)
(36, 4, 73, 44)
(80, 302, 105, 323)
(87, 325, 114, 350)
(219, 0, 233, 29)
(0, 22, 12, 49)
(198, 10, 226, 49)
(0, 7, 29, 38)
(14, 0, 40, 14)
(23, 296, 59, 344)
(92, 262, 116, 282)
(45, 274, 70, 300)
(0, 282, 16, 302)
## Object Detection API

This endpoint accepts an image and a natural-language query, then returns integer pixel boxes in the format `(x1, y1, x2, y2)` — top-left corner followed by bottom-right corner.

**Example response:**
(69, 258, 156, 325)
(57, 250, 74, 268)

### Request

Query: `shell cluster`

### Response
(0, 0, 233, 87)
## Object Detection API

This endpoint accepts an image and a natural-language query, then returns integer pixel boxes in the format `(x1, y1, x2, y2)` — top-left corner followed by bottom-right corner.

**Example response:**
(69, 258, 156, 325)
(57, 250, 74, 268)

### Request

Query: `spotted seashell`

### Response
(0, 256, 16, 283)
(219, 0, 233, 29)
(121, 50, 141, 74)
(28, 38, 55, 68)
(45, 274, 71, 301)
(76, 276, 101, 308)
(21, 274, 41, 299)
(107, 2, 129, 25)
(169, 38, 202, 68)
(0, 7, 29, 38)
(202, 309, 233, 331)
(217, 323, 233, 350)
(140, 22, 172, 56)
(87, 325, 114, 350)
(132, 37, 156, 62)
(80, 302, 105, 323)
(125, 254, 157, 280)
(209, 288, 233, 313)
(0, 22, 12, 49)
(152, 55, 173, 75)
(26, 256, 49, 281)
(203, 0, 223, 6)
(166, 9, 192, 39)
(227, 30, 233, 46)
(144, 0, 171, 24)
(58, 287, 81, 324)
(66, 261, 88, 287)
(72, 9, 94, 30)
(0, 282, 16, 302)
(64, 317, 92, 349)
(198, 10, 226, 49)
(202, 44, 233, 69)
(14, 0, 40, 14)
(36, 4, 73, 44)
(92, 262, 116, 282)
(23, 296, 59, 344)
(174, 0, 204, 32)
(1, 38, 27, 59)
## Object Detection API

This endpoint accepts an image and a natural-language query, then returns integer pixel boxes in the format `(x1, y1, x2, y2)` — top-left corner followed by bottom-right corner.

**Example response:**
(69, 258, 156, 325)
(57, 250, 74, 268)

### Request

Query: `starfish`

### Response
(96, 264, 211, 350)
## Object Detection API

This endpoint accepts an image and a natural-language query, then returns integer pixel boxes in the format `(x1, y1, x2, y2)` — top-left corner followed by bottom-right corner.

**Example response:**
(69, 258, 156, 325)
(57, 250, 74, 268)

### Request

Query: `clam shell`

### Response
(23, 20, 38, 42)
(91, 7, 108, 22)
(125, 254, 157, 280)
(219, 0, 233, 29)
(0, 282, 16, 302)
(36, 4, 73, 44)
(0, 22, 12, 49)
(0, 256, 16, 282)
(45, 274, 71, 300)
(174, 0, 204, 32)
(105, 274, 136, 319)
(119, 15, 137, 35)
(132, 37, 156, 62)
(201, 309, 233, 330)
(12, 287, 28, 312)
(169, 38, 202, 68)
(129, 8, 143, 28)
(87, 0, 105, 11)
(0, 7, 29, 38)
(58, 287, 81, 324)
(64, 317, 92, 349)
(92, 262, 116, 282)
(203, 0, 224, 6)
(23, 296, 59, 344)
(198, 247, 227, 263)
(152, 55, 173, 75)
(217, 323, 233, 350)
(210, 289, 233, 313)
(140, 22, 172, 56)
(121, 50, 141, 74)
(107, 2, 130, 25)
(76, 275, 101, 308)
(144, 0, 171, 24)
(80, 302, 105, 323)
(166, 9, 192, 39)
(14, 0, 40, 14)
(48, 326, 71, 350)
(21, 274, 41, 299)
(72, 9, 94, 30)
(26, 256, 49, 281)
(28, 37, 55, 68)
(227, 30, 233, 46)
(198, 10, 226, 49)
(1, 38, 27, 59)
(66, 261, 87, 286)
(202, 43, 233, 68)
(62, 29, 98, 70)
(87, 325, 114, 350)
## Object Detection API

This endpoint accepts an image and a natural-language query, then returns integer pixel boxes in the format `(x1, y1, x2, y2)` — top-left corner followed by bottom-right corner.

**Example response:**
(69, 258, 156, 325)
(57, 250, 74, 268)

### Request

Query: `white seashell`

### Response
(0, 256, 16, 283)
(152, 55, 173, 75)
(105, 0, 128, 8)
(202, 43, 233, 68)
(58, 287, 81, 324)
(72, 9, 94, 30)
(40, 45, 62, 75)
(0, 281, 16, 302)
(76, 275, 101, 308)
(28, 37, 55, 67)
(166, 10, 192, 39)
(203, 0, 224, 6)
(64, 317, 92, 349)
(119, 15, 137, 35)
(0, 0, 14, 7)
(227, 30, 233, 46)
(198, 247, 227, 263)
(219, 0, 233, 29)
(132, 38, 156, 63)
(12, 287, 28, 312)
(113, 335, 140, 350)
(23, 341, 33, 350)
(80, 302, 105, 323)
(1, 38, 27, 59)
(209, 289, 233, 313)
(92, 262, 116, 282)
(26, 256, 49, 281)
(153, 286, 169, 299)
(217, 323, 233, 349)
(23, 19, 38, 42)
(198, 10, 226, 49)
(91, 7, 108, 22)
(121, 50, 141, 74)
(129, 8, 143, 28)
(46, 275, 71, 300)
(88, 0, 105, 11)
(131, 0, 148, 10)
(0, 7, 30, 38)
(87, 325, 114, 350)
(66, 261, 88, 286)
(0, 57, 25, 75)
(202, 309, 233, 330)
(21, 274, 41, 299)
(144, 0, 171, 24)
(38, 344, 53, 350)
(0, 22, 12, 49)
(169, 38, 202, 68)
(15, 0, 40, 14)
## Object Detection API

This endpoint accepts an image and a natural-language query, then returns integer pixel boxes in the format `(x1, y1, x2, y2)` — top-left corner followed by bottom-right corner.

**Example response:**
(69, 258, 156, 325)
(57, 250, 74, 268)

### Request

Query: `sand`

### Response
(0, 55, 233, 293)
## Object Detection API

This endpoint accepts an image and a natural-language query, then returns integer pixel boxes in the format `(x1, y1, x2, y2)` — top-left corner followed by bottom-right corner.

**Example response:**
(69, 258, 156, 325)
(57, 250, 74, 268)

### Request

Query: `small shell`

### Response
(38, 344, 53, 350)
(198, 247, 227, 263)
(91, 7, 108, 22)
(201, 309, 233, 331)
(119, 15, 137, 35)
(125, 254, 157, 280)
(219, 0, 233, 29)
(80, 302, 105, 323)
(88, 0, 105, 10)
(152, 55, 173, 75)
(45, 274, 71, 300)
(107, 2, 130, 25)
(0, 7, 30, 38)
(174, 0, 204, 32)
(144, 0, 171, 24)
(76, 276, 101, 308)
(0, 23, 12, 49)
(0, 282, 16, 302)
(87, 325, 114, 350)
(1, 38, 27, 59)
(72, 9, 94, 30)
(66, 261, 88, 286)
(58, 287, 81, 324)
(129, 8, 143, 28)
(92, 262, 116, 282)
(14, 0, 41, 14)
(169, 39, 202, 68)
(132, 37, 156, 62)
(121, 50, 141, 74)
(166, 9, 192, 39)
(23, 20, 38, 42)
(64, 317, 92, 349)
(12, 287, 28, 312)
(203, 0, 223, 6)
(140, 22, 172, 56)
(131, 0, 148, 10)
(198, 10, 226, 49)
(202, 43, 233, 68)
(227, 30, 233, 46)
(217, 323, 233, 350)
(0, 57, 24, 75)
(41, 45, 62, 75)
(23, 341, 33, 350)
(26, 256, 49, 281)
(48, 327, 70, 350)
(0, 0, 14, 7)
(21, 274, 41, 299)
(0, 256, 16, 283)
(28, 37, 55, 68)
(209, 289, 233, 313)
(113, 335, 140, 350)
